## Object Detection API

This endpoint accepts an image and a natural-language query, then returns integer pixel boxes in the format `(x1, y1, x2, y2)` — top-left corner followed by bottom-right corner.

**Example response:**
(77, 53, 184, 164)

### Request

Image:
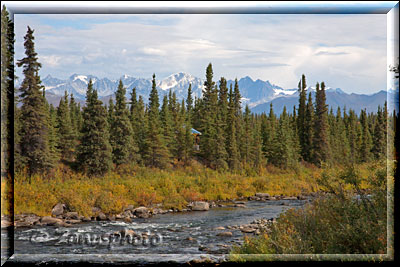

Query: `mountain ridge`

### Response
(15, 72, 390, 114)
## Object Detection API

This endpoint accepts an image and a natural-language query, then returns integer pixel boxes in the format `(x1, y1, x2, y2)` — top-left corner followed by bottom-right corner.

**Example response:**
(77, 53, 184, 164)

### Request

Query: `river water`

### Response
(5, 199, 309, 264)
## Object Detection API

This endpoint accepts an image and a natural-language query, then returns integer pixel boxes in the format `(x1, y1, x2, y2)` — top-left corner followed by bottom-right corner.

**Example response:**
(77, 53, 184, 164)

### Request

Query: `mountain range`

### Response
(15, 72, 394, 115)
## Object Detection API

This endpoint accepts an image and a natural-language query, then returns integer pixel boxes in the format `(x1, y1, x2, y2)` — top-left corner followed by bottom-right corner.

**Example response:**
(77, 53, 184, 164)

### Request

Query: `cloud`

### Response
(315, 51, 349, 56)
(13, 13, 387, 93)
(222, 62, 290, 68)
(141, 47, 166, 56)
(39, 55, 62, 67)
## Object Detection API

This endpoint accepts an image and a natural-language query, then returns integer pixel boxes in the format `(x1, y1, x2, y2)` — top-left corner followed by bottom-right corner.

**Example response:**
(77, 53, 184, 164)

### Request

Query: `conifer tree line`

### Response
(10, 25, 396, 177)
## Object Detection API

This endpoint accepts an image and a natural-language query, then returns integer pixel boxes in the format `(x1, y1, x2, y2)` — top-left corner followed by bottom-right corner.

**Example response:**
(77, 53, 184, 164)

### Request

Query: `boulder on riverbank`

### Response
(96, 212, 107, 221)
(51, 203, 66, 216)
(282, 196, 297, 200)
(64, 211, 79, 220)
(133, 206, 150, 218)
(255, 193, 270, 198)
(189, 201, 209, 211)
(41, 216, 64, 226)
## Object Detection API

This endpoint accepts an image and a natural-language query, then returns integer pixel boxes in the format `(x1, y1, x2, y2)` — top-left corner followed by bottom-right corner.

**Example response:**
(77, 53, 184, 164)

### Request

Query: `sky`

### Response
(12, 6, 393, 94)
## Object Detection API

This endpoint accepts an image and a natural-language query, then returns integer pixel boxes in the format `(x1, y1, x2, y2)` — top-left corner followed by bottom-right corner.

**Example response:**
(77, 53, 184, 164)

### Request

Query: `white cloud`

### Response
(141, 47, 166, 56)
(39, 55, 61, 67)
(14, 13, 387, 93)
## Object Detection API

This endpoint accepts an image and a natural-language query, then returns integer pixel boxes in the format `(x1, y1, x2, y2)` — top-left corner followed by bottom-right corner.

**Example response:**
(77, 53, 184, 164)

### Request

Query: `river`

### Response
(4, 198, 309, 264)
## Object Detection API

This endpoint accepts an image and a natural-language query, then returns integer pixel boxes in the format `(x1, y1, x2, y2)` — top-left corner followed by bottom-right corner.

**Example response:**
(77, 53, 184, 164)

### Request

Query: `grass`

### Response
(3, 160, 384, 220)
(4, 160, 325, 217)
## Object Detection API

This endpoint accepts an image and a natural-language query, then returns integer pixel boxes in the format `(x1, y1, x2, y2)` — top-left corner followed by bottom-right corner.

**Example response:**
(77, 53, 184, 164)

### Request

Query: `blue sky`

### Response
(13, 11, 390, 94)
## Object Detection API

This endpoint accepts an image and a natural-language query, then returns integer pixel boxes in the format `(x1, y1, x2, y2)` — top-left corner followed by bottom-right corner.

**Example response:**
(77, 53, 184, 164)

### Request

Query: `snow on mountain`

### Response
(32, 72, 386, 114)
(274, 88, 297, 96)
(72, 75, 88, 84)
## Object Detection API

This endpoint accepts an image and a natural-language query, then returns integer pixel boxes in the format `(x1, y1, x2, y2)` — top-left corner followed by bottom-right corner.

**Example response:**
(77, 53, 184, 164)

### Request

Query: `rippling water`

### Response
(5, 199, 308, 263)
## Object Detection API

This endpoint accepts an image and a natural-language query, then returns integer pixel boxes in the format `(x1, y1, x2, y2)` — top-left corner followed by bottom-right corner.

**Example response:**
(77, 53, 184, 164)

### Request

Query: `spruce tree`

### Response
(233, 79, 244, 164)
(160, 94, 175, 157)
(304, 91, 314, 162)
(313, 82, 330, 165)
(69, 93, 80, 139)
(77, 79, 112, 176)
(107, 98, 115, 149)
(260, 112, 270, 158)
(242, 105, 253, 164)
(129, 86, 137, 116)
(110, 80, 138, 165)
(14, 103, 24, 172)
(218, 77, 229, 133)
(269, 107, 289, 167)
(136, 95, 146, 162)
(48, 103, 60, 164)
(199, 64, 218, 167)
(215, 104, 228, 170)
(251, 116, 263, 169)
(1, 5, 14, 179)
(359, 109, 372, 162)
(186, 83, 193, 120)
(175, 99, 189, 162)
(143, 74, 170, 168)
(129, 86, 142, 160)
(56, 91, 76, 161)
(181, 99, 193, 164)
(371, 105, 385, 159)
(227, 86, 240, 170)
(346, 109, 359, 162)
(297, 75, 307, 160)
(16, 26, 53, 177)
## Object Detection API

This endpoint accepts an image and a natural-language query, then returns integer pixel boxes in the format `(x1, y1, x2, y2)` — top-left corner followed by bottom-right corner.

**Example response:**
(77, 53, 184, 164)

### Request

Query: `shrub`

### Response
(231, 161, 389, 258)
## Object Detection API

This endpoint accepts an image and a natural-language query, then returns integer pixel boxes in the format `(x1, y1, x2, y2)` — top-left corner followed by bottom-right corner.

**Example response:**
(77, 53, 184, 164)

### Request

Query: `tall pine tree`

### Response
(313, 82, 330, 165)
(16, 26, 54, 177)
(110, 80, 138, 165)
(77, 79, 112, 176)
(143, 74, 171, 168)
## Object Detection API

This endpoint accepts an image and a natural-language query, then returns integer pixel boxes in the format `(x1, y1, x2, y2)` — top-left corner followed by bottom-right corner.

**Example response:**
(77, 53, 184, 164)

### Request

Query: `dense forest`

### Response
(8, 25, 395, 180)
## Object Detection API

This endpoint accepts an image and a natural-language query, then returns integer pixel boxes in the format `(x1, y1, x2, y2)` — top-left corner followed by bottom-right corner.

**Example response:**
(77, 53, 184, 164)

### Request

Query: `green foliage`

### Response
(77, 80, 113, 176)
(231, 162, 388, 257)
(56, 91, 76, 161)
(143, 74, 171, 168)
(313, 82, 330, 165)
(110, 80, 138, 165)
(16, 26, 54, 177)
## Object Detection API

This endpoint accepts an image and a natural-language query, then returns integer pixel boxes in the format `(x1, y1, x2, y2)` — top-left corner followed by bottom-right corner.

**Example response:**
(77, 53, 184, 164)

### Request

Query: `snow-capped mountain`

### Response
(36, 72, 291, 107)
(16, 72, 389, 115)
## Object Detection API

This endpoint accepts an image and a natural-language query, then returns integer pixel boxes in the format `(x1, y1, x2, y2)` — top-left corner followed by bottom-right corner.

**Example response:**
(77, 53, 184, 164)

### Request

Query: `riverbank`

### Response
(2, 192, 317, 229)
(7, 198, 310, 264)
(5, 161, 325, 217)
(2, 161, 377, 228)
(229, 161, 391, 258)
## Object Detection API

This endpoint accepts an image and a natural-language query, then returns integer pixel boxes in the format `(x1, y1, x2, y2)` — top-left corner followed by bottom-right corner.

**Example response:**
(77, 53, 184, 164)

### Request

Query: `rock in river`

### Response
(217, 231, 233, 237)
